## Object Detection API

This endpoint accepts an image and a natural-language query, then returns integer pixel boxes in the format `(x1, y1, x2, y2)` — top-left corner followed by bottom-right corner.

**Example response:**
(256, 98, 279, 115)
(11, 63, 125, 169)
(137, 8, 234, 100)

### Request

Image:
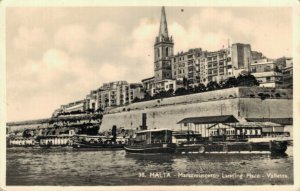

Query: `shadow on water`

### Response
(125, 153, 175, 165)
(270, 153, 288, 159)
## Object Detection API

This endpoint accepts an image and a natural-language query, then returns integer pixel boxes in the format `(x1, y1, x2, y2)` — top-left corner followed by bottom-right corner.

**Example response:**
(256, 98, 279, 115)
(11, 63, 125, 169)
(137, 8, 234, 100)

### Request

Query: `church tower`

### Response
(154, 6, 174, 82)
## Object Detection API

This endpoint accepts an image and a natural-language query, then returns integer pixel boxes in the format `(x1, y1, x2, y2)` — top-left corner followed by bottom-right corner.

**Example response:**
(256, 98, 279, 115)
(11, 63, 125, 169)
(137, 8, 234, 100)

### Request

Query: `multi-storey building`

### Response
(205, 49, 231, 84)
(282, 59, 293, 89)
(141, 77, 155, 96)
(142, 7, 259, 94)
(250, 59, 283, 87)
(171, 48, 206, 87)
(230, 43, 252, 77)
(93, 81, 144, 110)
(59, 99, 87, 114)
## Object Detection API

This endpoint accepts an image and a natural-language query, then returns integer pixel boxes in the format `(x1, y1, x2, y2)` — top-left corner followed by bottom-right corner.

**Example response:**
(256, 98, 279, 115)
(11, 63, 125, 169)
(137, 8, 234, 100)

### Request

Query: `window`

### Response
(166, 47, 169, 57)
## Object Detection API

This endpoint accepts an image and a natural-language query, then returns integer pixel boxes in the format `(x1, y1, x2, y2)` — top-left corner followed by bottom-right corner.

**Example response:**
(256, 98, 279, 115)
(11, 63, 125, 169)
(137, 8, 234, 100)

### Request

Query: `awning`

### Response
(231, 122, 283, 128)
(246, 118, 293, 125)
(177, 115, 239, 124)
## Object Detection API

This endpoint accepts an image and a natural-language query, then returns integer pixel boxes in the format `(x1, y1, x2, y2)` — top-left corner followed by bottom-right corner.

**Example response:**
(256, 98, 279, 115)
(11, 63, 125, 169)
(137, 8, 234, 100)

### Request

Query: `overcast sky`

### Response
(6, 6, 292, 122)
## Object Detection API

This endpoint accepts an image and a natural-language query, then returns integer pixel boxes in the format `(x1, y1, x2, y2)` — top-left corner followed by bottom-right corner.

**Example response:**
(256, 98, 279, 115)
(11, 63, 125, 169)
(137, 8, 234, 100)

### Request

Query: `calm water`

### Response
(6, 146, 293, 185)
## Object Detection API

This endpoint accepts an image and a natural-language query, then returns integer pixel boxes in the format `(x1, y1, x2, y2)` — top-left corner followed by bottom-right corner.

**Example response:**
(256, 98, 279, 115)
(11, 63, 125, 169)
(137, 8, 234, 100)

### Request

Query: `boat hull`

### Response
(175, 141, 288, 154)
(73, 142, 124, 149)
(124, 143, 177, 154)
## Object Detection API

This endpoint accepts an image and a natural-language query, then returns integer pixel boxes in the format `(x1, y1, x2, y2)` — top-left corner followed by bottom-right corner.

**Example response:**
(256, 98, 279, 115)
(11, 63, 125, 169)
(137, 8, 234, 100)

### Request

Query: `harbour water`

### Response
(6, 146, 293, 185)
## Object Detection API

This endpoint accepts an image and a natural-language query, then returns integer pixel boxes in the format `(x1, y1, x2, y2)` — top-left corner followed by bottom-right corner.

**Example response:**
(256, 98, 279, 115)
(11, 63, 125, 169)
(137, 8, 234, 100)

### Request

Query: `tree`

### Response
(166, 89, 174, 97)
(142, 91, 152, 101)
(175, 87, 187, 96)
(153, 90, 167, 99)
(206, 81, 220, 91)
(183, 77, 188, 89)
(221, 77, 238, 88)
(22, 129, 32, 138)
(236, 74, 259, 87)
(105, 98, 109, 107)
(132, 97, 141, 103)
(194, 83, 206, 93)
(95, 107, 103, 113)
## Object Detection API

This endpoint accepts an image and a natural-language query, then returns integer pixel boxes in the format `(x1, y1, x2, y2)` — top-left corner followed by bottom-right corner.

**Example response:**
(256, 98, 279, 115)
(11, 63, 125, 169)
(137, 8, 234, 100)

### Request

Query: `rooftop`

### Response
(177, 115, 239, 124)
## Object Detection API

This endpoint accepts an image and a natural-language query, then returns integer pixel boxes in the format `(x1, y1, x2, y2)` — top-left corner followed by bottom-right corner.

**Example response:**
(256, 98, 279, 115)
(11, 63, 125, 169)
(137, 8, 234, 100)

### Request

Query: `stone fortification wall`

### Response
(106, 87, 292, 114)
(101, 87, 292, 132)
(101, 99, 239, 132)
(238, 98, 292, 119)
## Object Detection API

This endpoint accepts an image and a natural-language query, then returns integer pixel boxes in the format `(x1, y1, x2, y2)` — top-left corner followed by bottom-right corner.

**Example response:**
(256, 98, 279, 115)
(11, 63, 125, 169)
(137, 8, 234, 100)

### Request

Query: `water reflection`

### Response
(125, 153, 175, 164)
(6, 147, 293, 185)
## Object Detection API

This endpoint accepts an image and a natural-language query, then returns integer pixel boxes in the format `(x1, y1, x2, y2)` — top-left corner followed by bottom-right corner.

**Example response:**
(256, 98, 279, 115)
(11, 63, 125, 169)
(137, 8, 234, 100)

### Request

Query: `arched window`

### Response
(166, 47, 169, 57)
(157, 48, 160, 58)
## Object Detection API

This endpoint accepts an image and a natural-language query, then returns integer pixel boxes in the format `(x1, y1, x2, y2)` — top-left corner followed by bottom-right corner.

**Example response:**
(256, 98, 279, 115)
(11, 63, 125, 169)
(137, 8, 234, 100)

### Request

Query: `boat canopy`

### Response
(177, 115, 239, 124)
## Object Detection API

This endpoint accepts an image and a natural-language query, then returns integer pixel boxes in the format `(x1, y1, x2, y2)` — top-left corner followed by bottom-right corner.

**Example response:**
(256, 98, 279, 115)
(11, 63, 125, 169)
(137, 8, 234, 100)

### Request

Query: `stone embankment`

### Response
(101, 87, 292, 132)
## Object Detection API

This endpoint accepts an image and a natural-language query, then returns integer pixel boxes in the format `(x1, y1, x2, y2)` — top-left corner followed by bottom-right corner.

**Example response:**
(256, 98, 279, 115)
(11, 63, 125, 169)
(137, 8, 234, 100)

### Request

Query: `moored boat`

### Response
(124, 129, 177, 154)
(72, 135, 126, 149)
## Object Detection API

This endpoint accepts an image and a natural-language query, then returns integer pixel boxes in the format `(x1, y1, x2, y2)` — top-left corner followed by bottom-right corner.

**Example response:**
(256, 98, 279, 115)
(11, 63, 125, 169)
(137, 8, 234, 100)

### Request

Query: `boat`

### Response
(124, 129, 177, 154)
(72, 125, 127, 149)
(72, 135, 126, 149)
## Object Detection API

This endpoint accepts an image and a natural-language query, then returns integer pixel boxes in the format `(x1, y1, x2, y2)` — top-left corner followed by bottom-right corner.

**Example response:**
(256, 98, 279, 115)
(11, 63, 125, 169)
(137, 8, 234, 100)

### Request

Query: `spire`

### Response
(159, 6, 169, 39)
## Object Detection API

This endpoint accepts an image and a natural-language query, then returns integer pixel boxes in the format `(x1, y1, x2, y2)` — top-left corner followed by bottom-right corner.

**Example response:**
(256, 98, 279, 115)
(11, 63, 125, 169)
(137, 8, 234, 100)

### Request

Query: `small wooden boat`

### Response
(72, 138, 125, 149)
(72, 133, 126, 149)
(124, 129, 177, 154)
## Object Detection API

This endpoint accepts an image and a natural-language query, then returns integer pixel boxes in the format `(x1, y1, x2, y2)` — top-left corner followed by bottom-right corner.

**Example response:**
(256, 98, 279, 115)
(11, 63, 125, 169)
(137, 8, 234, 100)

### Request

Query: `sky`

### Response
(6, 6, 292, 122)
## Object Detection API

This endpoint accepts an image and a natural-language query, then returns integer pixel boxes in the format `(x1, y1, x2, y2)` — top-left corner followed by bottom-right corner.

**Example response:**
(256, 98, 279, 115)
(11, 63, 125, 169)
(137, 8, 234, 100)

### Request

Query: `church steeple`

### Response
(159, 6, 169, 39)
(154, 6, 174, 82)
